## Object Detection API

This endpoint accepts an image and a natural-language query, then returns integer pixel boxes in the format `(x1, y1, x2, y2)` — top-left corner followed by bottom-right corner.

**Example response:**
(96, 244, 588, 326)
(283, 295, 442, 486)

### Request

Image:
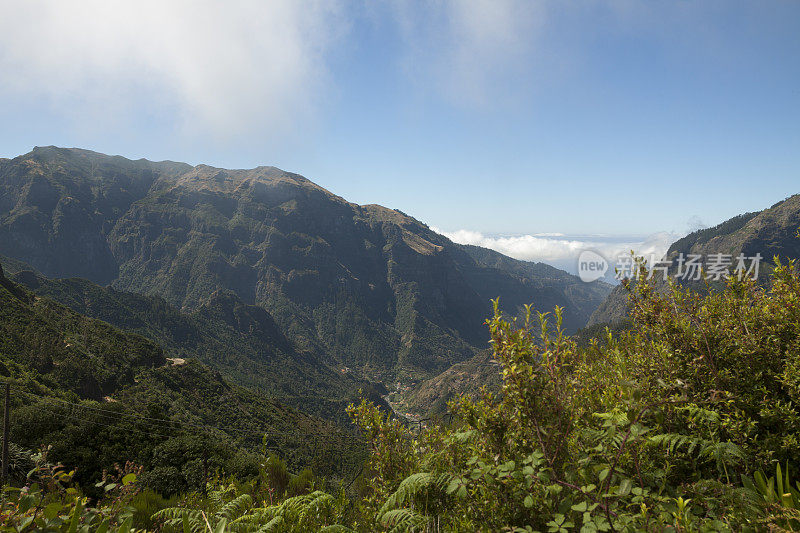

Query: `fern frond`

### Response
(299, 490, 336, 523)
(254, 514, 284, 532)
(230, 507, 274, 523)
(279, 490, 318, 514)
(379, 472, 434, 516)
(699, 441, 745, 463)
(380, 508, 428, 533)
(378, 471, 453, 524)
(152, 508, 205, 533)
(208, 484, 237, 507)
(676, 405, 722, 424)
(649, 433, 700, 455)
(216, 493, 254, 520)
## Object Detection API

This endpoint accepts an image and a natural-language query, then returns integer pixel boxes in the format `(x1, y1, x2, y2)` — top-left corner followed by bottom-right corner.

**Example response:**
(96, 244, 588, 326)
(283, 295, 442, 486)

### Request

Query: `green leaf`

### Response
(67, 500, 83, 533)
(446, 480, 460, 494)
(617, 478, 632, 496)
(117, 517, 132, 533)
(524, 495, 534, 508)
(44, 502, 62, 520)
(571, 501, 588, 512)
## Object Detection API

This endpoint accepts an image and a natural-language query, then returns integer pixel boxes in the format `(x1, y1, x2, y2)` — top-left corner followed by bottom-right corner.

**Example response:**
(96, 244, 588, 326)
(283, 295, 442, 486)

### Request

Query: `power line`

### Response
(20, 399, 367, 478)
(13, 387, 364, 444)
(36, 407, 179, 440)
(19, 389, 217, 432)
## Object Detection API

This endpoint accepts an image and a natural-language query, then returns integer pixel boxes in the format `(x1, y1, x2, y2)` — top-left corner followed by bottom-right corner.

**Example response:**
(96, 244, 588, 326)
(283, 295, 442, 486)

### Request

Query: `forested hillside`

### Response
(8, 268, 384, 423)
(5, 146, 799, 531)
(0, 264, 362, 499)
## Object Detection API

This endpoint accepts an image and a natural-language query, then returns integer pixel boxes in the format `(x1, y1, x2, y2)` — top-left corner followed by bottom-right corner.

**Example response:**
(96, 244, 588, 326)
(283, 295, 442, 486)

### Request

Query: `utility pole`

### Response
(1, 383, 10, 490)
(202, 447, 208, 497)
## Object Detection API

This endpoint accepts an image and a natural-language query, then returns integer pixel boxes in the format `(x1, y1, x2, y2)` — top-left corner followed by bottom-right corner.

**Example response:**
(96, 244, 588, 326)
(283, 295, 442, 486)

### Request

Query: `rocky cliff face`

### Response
(0, 146, 190, 283)
(1, 147, 611, 381)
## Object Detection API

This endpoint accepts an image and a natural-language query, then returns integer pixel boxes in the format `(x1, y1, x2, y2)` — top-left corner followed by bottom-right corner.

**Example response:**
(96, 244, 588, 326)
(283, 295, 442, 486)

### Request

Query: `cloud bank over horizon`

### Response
(433, 227, 681, 279)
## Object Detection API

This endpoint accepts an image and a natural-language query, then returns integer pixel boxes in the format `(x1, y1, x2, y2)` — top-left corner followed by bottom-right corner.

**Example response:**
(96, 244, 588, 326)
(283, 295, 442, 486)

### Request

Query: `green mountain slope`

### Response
(0, 264, 361, 492)
(588, 194, 800, 326)
(10, 269, 384, 422)
(0, 263, 164, 399)
(0, 254, 39, 276)
(0, 146, 190, 283)
(0, 146, 611, 384)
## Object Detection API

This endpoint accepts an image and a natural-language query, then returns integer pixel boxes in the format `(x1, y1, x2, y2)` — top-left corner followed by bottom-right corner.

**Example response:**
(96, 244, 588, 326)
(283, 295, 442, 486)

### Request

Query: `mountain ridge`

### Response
(0, 146, 611, 384)
(587, 194, 800, 326)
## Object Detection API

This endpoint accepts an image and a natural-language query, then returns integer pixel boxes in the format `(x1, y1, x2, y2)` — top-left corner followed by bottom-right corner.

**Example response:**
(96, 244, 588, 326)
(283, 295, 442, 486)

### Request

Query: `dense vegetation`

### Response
(1, 146, 798, 531)
(0, 264, 363, 504)
(4, 256, 800, 531)
(8, 269, 382, 424)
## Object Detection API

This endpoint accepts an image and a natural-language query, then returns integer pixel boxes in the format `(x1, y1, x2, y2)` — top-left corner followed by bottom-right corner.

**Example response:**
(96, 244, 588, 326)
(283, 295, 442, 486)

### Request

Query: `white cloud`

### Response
(438, 229, 588, 262)
(433, 227, 681, 279)
(0, 0, 345, 137)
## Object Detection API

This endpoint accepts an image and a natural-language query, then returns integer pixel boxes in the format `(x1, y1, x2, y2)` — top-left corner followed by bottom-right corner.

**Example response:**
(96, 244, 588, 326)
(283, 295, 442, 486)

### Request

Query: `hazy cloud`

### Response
(686, 215, 708, 233)
(392, 0, 546, 107)
(0, 1, 746, 142)
(0, 0, 345, 137)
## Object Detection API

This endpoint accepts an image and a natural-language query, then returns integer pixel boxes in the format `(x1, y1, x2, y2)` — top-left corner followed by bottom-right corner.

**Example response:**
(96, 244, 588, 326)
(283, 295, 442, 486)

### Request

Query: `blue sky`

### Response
(0, 1, 798, 267)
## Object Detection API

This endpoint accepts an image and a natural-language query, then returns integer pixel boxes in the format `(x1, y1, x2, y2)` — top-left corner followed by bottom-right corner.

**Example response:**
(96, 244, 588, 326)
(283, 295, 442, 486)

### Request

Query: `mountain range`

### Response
(0, 146, 611, 404)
